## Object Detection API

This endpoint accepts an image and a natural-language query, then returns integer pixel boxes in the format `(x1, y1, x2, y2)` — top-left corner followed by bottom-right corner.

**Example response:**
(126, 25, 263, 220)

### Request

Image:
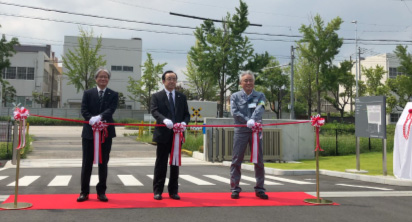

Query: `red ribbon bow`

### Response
(91, 121, 108, 164)
(13, 107, 29, 120)
(250, 122, 262, 163)
(170, 123, 185, 166)
(311, 115, 324, 151)
(403, 110, 412, 140)
(13, 107, 30, 150)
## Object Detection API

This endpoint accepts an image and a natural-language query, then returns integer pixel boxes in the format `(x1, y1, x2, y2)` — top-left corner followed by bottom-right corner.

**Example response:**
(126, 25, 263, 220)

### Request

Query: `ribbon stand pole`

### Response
(0, 120, 32, 210)
(304, 115, 333, 205)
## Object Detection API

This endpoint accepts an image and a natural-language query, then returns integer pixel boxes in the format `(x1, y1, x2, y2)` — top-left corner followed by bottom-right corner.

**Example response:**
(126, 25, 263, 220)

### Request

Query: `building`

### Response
(61, 36, 142, 109)
(1, 44, 62, 108)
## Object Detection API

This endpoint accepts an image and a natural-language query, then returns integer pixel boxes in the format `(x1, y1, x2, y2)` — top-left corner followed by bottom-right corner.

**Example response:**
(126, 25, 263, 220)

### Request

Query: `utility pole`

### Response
(290, 45, 298, 119)
(352, 20, 358, 98)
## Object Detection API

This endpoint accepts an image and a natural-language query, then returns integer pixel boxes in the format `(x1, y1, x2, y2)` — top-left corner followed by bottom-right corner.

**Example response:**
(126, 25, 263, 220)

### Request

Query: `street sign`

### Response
(355, 96, 386, 139)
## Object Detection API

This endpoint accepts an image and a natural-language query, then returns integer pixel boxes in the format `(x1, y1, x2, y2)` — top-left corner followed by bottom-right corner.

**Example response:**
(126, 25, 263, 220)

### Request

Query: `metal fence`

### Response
(0, 121, 13, 157)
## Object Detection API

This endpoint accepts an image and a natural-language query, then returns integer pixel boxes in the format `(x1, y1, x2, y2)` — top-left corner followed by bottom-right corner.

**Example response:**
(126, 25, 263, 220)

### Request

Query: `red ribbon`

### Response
(403, 109, 412, 140)
(170, 123, 185, 166)
(13, 107, 29, 150)
(91, 121, 108, 164)
(250, 122, 262, 163)
(311, 115, 324, 152)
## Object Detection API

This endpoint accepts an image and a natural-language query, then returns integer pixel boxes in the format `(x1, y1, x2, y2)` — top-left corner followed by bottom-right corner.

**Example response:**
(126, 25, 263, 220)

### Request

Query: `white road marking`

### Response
(118, 175, 143, 186)
(147, 175, 170, 185)
(48, 175, 72, 186)
(204, 175, 249, 185)
(90, 175, 99, 186)
(336, 183, 393, 191)
(7, 176, 40, 186)
(306, 191, 412, 197)
(265, 175, 315, 185)
(0, 176, 8, 181)
(241, 175, 282, 185)
(179, 175, 215, 185)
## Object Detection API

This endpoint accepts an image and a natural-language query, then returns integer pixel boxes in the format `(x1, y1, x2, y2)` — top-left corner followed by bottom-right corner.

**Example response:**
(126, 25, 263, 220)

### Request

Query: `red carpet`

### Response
(1, 192, 337, 210)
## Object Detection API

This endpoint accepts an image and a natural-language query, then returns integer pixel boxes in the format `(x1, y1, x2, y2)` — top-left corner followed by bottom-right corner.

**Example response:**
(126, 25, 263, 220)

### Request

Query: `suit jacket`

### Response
(151, 89, 190, 143)
(230, 90, 266, 133)
(81, 87, 119, 140)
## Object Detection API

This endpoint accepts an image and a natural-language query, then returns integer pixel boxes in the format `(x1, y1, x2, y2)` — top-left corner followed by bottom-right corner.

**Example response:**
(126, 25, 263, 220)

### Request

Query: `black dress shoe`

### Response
(154, 194, 162, 200)
(77, 194, 89, 202)
(97, 194, 109, 202)
(231, 191, 239, 199)
(169, 194, 180, 200)
(255, 191, 268, 200)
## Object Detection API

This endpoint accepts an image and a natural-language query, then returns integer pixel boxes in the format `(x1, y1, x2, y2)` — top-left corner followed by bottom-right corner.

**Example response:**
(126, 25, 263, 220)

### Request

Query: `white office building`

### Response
(61, 36, 142, 109)
(2, 44, 61, 108)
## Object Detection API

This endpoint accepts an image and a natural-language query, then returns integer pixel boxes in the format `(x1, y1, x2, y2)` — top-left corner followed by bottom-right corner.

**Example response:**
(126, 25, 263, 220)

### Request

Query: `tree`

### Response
(298, 14, 343, 114)
(362, 65, 389, 96)
(184, 55, 216, 101)
(386, 45, 412, 111)
(127, 53, 166, 113)
(32, 91, 50, 108)
(256, 58, 289, 119)
(62, 27, 106, 92)
(189, 0, 270, 117)
(0, 79, 16, 107)
(0, 28, 19, 73)
(117, 92, 126, 109)
(323, 61, 355, 119)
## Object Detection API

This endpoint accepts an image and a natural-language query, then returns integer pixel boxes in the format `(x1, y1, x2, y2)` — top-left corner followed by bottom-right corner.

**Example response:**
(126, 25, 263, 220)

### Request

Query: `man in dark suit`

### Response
(151, 70, 190, 200)
(77, 68, 119, 202)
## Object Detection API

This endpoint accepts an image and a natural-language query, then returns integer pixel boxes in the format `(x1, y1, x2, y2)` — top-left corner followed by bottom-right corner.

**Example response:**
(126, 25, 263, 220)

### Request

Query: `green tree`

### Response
(1, 79, 16, 107)
(127, 53, 166, 113)
(386, 45, 412, 111)
(256, 58, 289, 119)
(184, 55, 216, 101)
(117, 92, 126, 109)
(0, 28, 19, 73)
(62, 27, 106, 92)
(363, 65, 389, 96)
(32, 91, 50, 108)
(189, 0, 269, 117)
(298, 14, 343, 114)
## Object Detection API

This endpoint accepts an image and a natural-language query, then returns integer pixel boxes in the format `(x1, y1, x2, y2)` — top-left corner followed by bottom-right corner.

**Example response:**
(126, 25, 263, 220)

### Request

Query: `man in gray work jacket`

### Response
(230, 70, 268, 200)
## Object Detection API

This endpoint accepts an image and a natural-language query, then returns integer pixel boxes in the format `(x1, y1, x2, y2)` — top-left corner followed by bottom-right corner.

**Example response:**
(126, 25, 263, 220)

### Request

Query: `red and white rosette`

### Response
(250, 122, 262, 163)
(311, 114, 325, 152)
(170, 123, 185, 166)
(92, 121, 108, 165)
(403, 109, 412, 140)
(13, 107, 30, 150)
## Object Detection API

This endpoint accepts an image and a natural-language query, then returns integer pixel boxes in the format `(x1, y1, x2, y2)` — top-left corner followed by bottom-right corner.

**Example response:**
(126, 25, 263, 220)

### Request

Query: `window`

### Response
(27, 68, 34, 80)
(111, 66, 122, 71)
(16, 96, 33, 108)
(17, 67, 27, 79)
(389, 67, 403, 79)
(6, 67, 16, 79)
(390, 113, 401, 123)
(123, 66, 133, 72)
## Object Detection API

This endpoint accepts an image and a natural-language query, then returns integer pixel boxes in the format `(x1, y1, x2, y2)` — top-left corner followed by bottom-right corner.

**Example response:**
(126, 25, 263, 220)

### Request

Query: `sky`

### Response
(1, 0, 411, 79)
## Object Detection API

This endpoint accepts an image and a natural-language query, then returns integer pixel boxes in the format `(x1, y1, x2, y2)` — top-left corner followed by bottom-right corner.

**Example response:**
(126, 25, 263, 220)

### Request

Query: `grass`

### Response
(263, 152, 393, 176)
(0, 135, 33, 160)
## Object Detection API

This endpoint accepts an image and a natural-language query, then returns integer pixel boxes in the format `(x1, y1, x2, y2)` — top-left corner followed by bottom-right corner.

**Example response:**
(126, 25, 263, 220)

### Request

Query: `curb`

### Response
(221, 161, 412, 187)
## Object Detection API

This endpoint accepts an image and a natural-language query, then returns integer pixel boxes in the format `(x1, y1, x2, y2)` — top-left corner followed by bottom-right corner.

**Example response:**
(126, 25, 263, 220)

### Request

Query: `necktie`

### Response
(169, 92, 176, 123)
(99, 90, 104, 102)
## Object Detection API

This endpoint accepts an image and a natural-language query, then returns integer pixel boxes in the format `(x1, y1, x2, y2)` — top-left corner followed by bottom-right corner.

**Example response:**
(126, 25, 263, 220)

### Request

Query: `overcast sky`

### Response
(1, 0, 411, 78)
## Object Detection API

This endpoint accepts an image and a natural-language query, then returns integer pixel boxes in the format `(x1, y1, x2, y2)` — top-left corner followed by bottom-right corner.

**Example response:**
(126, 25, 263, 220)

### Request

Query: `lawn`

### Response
(263, 152, 393, 176)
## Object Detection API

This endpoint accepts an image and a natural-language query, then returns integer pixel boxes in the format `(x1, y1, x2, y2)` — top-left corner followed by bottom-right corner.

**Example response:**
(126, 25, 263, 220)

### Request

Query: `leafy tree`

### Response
(62, 27, 106, 92)
(183, 55, 216, 101)
(32, 91, 50, 108)
(298, 14, 343, 114)
(363, 65, 389, 96)
(386, 45, 412, 111)
(189, 0, 269, 117)
(0, 28, 19, 73)
(127, 53, 166, 113)
(117, 92, 126, 109)
(256, 58, 289, 119)
(0, 79, 16, 107)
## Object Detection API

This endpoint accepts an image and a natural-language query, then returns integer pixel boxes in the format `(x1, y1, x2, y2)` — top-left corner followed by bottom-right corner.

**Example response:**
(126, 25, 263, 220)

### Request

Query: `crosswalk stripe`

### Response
(7, 176, 40, 186)
(204, 175, 249, 185)
(241, 175, 283, 185)
(179, 175, 215, 185)
(48, 175, 72, 186)
(118, 175, 143, 186)
(0, 176, 8, 181)
(147, 175, 170, 185)
(336, 183, 394, 191)
(265, 175, 315, 185)
(90, 175, 99, 186)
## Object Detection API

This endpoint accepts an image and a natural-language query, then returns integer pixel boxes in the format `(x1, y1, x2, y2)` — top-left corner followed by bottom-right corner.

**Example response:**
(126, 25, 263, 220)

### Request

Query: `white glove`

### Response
(89, 115, 101, 126)
(247, 119, 255, 128)
(163, 119, 173, 129)
(181, 122, 187, 131)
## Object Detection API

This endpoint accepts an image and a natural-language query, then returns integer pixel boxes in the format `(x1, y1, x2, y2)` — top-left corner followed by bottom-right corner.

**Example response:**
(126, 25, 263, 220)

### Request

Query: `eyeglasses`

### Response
(166, 77, 177, 82)
(97, 76, 109, 79)
(242, 79, 254, 83)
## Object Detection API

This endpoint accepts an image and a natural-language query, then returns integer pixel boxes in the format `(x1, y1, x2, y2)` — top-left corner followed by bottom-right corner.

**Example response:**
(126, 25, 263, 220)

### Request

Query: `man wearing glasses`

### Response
(150, 70, 190, 200)
(230, 70, 268, 200)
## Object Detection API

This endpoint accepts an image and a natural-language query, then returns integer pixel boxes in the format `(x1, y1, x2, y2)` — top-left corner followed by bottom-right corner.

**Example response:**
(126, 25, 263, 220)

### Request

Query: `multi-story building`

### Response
(1, 44, 61, 108)
(61, 36, 142, 109)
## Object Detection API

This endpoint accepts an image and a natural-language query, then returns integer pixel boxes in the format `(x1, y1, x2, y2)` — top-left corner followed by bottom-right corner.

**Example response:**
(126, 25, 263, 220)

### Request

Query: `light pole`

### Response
(290, 45, 298, 119)
(352, 20, 358, 98)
